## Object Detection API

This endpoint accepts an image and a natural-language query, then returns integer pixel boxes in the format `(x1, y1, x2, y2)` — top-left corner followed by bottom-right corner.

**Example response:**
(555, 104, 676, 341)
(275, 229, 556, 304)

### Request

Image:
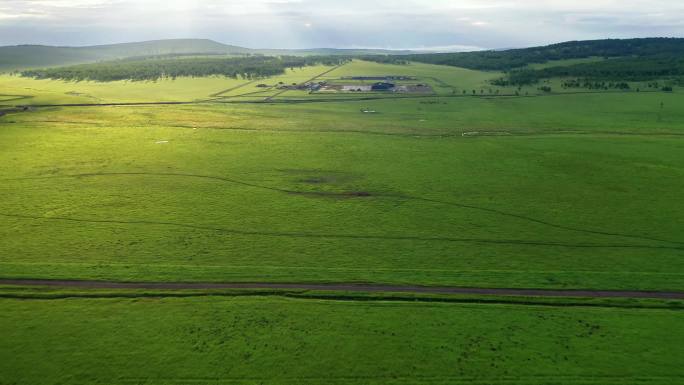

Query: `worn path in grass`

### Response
(11, 89, 666, 109)
(2, 279, 684, 299)
(4, 171, 682, 247)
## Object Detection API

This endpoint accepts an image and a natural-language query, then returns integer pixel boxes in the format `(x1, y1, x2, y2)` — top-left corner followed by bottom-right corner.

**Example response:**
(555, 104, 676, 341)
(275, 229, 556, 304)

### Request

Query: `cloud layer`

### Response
(1, 0, 683, 49)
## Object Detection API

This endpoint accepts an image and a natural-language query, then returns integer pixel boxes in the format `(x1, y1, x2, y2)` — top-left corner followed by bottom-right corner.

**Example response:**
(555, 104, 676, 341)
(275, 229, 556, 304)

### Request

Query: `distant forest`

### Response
(494, 56, 684, 86)
(21, 55, 349, 82)
(361, 38, 684, 71)
(361, 38, 684, 86)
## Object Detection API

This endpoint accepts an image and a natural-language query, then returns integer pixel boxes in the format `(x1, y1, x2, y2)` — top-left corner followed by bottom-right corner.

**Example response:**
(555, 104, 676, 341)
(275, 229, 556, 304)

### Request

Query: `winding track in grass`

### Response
(0, 94, 33, 104)
(1, 278, 683, 299)
(5, 171, 683, 246)
(208, 79, 259, 98)
(1, 211, 682, 251)
(16, 118, 684, 137)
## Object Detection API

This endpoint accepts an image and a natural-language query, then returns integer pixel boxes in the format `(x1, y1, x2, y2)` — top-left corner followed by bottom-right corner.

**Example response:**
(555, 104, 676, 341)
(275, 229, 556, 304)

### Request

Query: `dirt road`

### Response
(1, 279, 683, 299)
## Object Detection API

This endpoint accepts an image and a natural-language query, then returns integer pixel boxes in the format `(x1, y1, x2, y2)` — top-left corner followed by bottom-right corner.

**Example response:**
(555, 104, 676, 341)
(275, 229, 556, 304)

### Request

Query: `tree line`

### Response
(22, 55, 350, 82)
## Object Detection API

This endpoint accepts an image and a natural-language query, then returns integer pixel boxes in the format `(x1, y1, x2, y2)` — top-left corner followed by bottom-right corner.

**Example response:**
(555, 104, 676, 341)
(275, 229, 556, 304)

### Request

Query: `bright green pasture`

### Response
(0, 74, 247, 104)
(1, 295, 683, 385)
(218, 65, 337, 98)
(0, 65, 336, 104)
(1, 60, 507, 104)
(1, 92, 683, 290)
(322, 60, 502, 95)
(7, 91, 683, 134)
(3, 60, 666, 106)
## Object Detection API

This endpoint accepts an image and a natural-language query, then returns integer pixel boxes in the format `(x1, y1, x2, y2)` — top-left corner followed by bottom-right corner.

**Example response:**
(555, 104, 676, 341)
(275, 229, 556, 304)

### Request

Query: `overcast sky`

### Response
(1, 0, 683, 50)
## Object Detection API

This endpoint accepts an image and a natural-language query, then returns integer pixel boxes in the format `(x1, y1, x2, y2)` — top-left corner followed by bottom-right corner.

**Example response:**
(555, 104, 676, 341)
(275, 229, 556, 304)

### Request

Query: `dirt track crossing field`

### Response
(264, 63, 347, 101)
(2, 279, 684, 299)
(5, 172, 681, 248)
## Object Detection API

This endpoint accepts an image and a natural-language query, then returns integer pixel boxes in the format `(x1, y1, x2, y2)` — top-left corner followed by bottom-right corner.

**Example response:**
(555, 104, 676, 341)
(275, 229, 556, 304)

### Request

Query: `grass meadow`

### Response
(1, 292, 683, 385)
(1, 93, 683, 290)
(1, 60, 684, 384)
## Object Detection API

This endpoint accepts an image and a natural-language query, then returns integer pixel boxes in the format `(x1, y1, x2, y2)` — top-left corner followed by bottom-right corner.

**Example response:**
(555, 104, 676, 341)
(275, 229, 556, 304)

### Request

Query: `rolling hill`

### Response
(0, 39, 251, 71)
(0, 39, 413, 71)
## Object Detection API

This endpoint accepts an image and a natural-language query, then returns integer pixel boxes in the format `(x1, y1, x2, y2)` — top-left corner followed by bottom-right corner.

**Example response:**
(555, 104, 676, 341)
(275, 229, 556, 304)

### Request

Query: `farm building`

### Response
(343, 76, 415, 81)
(342, 85, 372, 92)
(371, 82, 395, 91)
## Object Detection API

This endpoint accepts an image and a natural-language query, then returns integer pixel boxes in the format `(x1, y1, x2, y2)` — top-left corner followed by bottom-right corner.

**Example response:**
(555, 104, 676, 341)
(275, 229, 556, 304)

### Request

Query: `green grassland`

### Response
(3, 60, 675, 107)
(1, 292, 683, 385)
(0, 74, 247, 104)
(321, 60, 501, 95)
(1, 79, 683, 290)
(2, 56, 684, 385)
(219, 65, 341, 99)
(0, 65, 340, 104)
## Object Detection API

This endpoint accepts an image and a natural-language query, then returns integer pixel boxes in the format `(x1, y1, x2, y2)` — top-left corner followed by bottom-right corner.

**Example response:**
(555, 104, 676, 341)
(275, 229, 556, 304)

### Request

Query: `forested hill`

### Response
(363, 38, 684, 71)
(0, 39, 412, 71)
(495, 56, 684, 86)
(0, 39, 252, 71)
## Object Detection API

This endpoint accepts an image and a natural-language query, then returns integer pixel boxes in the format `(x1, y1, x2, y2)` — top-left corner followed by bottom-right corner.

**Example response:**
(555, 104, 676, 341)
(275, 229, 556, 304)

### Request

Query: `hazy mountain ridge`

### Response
(0, 39, 412, 71)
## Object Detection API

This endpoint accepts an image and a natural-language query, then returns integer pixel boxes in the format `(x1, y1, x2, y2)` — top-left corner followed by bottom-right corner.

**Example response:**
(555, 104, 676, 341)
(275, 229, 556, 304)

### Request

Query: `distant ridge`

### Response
(0, 39, 249, 71)
(0, 39, 414, 71)
(4, 37, 682, 73)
